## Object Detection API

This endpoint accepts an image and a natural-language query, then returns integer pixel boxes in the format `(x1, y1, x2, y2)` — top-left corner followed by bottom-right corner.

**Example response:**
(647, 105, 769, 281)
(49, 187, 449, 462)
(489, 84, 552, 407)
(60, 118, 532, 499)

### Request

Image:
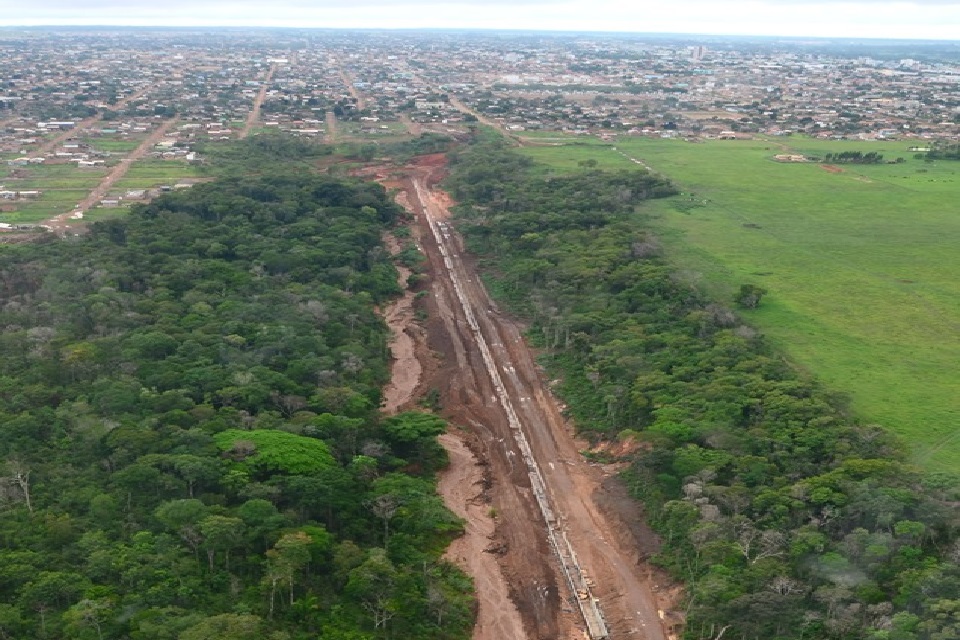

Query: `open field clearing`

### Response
(5, 163, 110, 189)
(87, 137, 144, 153)
(2, 166, 109, 222)
(520, 136, 960, 472)
(5, 189, 93, 221)
(521, 140, 636, 170)
(112, 158, 202, 189)
(337, 120, 411, 142)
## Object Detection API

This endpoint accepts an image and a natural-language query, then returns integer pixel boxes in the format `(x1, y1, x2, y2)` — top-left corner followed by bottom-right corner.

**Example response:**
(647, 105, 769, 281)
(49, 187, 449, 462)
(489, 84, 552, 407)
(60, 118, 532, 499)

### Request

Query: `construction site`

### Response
(376, 154, 680, 640)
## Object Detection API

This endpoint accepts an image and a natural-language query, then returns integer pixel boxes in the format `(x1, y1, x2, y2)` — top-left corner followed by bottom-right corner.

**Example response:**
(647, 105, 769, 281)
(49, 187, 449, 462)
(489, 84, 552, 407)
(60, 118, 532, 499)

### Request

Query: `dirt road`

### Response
(438, 432, 528, 640)
(44, 118, 179, 232)
(446, 95, 513, 135)
(394, 157, 669, 640)
(240, 64, 277, 139)
(399, 114, 422, 136)
(325, 111, 338, 144)
(35, 84, 154, 155)
(338, 66, 366, 111)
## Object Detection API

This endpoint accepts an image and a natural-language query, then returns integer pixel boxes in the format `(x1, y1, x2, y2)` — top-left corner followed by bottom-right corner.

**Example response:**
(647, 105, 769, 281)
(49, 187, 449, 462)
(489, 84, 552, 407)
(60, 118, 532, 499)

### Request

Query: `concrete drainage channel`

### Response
(416, 179, 610, 640)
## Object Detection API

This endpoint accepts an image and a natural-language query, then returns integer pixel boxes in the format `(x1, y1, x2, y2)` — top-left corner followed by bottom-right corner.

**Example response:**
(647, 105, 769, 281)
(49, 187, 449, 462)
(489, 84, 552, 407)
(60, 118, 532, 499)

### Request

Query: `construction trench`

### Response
(378, 156, 674, 640)
(418, 180, 609, 639)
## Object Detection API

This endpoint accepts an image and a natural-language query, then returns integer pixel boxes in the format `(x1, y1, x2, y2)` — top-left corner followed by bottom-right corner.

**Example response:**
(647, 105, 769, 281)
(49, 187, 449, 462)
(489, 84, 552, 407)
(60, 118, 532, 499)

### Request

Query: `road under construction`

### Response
(386, 156, 671, 640)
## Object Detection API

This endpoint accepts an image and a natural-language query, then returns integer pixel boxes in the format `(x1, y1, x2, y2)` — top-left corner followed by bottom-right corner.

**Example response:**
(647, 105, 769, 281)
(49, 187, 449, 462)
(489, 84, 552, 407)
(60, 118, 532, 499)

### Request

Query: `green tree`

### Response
(264, 532, 312, 617)
(734, 283, 767, 309)
(179, 613, 263, 640)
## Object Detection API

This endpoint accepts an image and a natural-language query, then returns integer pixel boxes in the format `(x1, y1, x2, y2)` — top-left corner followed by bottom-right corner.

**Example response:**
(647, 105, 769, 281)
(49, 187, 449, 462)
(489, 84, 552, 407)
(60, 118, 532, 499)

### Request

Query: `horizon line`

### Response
(0, 24, 958, 44)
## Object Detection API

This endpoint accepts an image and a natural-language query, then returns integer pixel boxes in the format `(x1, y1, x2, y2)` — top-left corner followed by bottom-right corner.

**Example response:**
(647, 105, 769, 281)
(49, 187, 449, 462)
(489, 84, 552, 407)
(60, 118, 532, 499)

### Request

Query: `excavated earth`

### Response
(376, 154, 679, 640)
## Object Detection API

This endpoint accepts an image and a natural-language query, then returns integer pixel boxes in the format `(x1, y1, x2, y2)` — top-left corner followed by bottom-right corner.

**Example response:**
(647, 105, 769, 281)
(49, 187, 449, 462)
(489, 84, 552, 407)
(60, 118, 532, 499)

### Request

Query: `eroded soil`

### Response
(377, 154, 678, 640)
(379, 189, 526, 639)
(380, 233, 422, 415)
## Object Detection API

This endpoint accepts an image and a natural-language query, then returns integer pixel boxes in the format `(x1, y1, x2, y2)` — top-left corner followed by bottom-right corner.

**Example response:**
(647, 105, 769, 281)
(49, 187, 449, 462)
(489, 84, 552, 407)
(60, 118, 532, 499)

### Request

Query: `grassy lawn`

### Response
(337, 120, 412, 142)
(4, 163, 109, 189)
(1, 165, 106, 222)
(519, 136, 960, 472)
(0, 188, 92, 223)
(87, 138, 143, 153)
(0, 159, 201, 222)
(520, 141, 636, 172)
(113, 159, 202, 189)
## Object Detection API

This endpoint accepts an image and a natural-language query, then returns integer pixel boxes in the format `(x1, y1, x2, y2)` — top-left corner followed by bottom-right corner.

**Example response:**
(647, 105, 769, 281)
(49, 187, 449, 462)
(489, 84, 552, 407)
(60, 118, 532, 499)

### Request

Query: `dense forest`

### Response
(446, 131, 960, 640)
(0, 166, 473, 639)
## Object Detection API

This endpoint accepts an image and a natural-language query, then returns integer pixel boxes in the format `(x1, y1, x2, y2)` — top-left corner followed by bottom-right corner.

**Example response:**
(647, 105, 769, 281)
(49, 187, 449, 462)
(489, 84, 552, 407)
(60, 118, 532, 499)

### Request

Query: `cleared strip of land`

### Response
(240, 64, 277, 140)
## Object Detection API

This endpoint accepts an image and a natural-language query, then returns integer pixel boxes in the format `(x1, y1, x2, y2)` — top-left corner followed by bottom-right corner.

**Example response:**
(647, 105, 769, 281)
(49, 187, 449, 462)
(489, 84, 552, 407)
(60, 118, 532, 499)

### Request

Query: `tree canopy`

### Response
(0, 166, 472, 640)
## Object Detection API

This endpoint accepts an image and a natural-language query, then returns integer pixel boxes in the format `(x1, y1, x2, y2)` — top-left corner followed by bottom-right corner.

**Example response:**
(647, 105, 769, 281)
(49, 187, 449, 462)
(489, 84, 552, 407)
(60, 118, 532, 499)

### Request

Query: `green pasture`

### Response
(113, 159, 201, 189)
(4, 163, 109, 189)
(87, 138, 142, 153)
(338, 120, 411, 142)
(520, 136, 960, 471)
(520, 141, 636, 172)
(0, 188, 91, 223)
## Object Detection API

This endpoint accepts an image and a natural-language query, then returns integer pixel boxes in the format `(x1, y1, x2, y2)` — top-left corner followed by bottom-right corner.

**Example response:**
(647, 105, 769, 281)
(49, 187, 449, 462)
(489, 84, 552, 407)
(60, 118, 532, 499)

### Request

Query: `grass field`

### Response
(88, 138, 143, 153)
(0, 188, 93, 223)
(519, 135, 960, 472)
(113, 159, 202, 190)
(1, 164, 108, 222)
(5, 164, 110, 189)
(338, 120, 411, 142)
(1, 158, 201, 222)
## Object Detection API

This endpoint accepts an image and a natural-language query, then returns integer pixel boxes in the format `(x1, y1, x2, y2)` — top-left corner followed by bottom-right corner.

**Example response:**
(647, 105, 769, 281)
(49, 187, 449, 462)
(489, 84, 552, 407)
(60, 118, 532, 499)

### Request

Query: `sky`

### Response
(2, 0, 960, 41)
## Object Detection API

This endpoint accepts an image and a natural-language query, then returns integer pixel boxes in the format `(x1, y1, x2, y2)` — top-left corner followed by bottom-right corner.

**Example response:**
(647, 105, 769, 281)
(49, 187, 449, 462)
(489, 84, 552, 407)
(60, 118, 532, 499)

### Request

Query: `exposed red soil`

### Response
(377, 156, 680, 640)
(240, 63, 277, 140)
(379, 243, 421, 413)
(378, 196, 526, 639)
(820, 164, 844, 173)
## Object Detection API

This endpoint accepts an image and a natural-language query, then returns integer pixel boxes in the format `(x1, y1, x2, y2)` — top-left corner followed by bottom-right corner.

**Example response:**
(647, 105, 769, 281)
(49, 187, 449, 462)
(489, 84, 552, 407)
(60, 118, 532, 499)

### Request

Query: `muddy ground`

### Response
(376, 154, 680, 640)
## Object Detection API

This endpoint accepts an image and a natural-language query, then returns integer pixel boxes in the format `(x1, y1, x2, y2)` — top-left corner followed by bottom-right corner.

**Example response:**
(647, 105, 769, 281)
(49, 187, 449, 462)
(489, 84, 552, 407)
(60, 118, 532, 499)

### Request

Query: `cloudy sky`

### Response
(3, 1, 960, 40)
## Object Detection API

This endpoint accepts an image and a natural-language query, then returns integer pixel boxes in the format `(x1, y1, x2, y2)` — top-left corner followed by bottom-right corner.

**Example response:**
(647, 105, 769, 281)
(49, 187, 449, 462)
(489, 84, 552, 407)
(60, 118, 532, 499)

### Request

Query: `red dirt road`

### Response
(393, 158, 669, 640)
(338, 66, 366, 111)
(380, 233, 422, 415)
(240, 64, 277, 139)
(44, 118, 179, 232)
(35, 84, 154, 155)
(379, 188, 527, 640)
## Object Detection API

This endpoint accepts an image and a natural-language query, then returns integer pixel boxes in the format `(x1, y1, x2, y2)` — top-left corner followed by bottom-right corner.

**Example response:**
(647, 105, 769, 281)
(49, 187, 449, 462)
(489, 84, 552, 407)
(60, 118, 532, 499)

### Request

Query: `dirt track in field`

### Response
(42, 118, 180, 232)
(375, 154, 675, 640)
(33, 83, 155, 156)
(240, 63, 277, 140)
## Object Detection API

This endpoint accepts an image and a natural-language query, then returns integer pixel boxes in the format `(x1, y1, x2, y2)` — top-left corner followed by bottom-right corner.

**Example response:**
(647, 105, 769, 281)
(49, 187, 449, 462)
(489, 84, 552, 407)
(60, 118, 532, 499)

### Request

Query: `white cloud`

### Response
(2, 1, 960, 40)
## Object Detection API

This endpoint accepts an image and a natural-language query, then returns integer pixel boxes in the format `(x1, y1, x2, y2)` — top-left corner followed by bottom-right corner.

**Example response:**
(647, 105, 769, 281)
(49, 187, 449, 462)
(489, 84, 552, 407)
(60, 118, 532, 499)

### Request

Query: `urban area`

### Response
(2, 29, 959, 231)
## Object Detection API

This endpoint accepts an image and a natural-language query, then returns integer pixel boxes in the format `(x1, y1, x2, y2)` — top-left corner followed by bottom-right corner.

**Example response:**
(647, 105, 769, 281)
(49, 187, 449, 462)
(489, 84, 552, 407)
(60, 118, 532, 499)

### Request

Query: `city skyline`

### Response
(3, 0, 960, 41)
